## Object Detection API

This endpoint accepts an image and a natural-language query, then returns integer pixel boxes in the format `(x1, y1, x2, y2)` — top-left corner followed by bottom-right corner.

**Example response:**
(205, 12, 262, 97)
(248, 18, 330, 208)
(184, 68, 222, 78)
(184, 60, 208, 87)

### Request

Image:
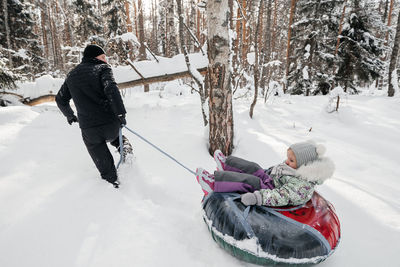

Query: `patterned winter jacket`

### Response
(259, 157, 335, 207)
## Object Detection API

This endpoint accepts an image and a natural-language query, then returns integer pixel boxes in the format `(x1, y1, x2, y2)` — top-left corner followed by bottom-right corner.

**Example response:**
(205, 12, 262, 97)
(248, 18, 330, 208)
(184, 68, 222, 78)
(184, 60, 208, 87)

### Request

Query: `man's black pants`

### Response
(81, 121, 121, 183)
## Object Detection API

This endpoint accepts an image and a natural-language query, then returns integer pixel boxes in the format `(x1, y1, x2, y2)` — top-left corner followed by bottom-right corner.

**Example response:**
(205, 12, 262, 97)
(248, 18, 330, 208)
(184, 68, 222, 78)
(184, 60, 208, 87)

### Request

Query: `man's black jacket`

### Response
(56, 57, 126, 129)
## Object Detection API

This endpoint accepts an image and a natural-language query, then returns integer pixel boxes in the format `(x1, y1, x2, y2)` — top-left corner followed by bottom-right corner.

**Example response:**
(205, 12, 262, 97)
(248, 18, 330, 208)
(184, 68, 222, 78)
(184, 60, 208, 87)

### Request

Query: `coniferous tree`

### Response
(72, 0, 103, 44)
(102, 0, 139, 65)
(287, 0, 344, 95)
(0, 0, 45, 77)
(0, 56, 18, 90)
(336, 1, 384, 93)
(103, 0, 127, 37)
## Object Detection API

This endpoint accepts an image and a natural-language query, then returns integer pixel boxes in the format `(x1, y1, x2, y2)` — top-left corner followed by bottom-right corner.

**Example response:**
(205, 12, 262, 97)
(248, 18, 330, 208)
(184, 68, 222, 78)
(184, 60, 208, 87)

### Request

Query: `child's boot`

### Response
(214, 149, 226, 171)
(196, 168, 215, 196)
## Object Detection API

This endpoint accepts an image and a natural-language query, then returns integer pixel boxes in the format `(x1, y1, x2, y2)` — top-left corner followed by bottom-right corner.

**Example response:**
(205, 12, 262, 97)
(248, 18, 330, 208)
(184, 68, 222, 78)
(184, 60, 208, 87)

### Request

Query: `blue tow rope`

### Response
(116, 125, 195, 175)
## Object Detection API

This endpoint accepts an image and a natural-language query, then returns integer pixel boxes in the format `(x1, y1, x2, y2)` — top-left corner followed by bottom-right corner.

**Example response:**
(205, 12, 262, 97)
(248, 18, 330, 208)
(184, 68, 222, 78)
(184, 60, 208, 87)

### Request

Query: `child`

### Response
(196, 141, 335, 207)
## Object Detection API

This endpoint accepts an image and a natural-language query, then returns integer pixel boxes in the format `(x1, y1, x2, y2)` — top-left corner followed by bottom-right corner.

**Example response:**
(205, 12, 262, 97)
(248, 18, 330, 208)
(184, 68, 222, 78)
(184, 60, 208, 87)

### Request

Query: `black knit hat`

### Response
(83, 44, 105, 58)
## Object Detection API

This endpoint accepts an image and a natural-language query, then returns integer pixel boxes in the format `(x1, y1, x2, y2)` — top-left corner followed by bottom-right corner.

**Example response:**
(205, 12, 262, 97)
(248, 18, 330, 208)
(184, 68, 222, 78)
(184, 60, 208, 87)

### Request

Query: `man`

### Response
(56, 44, 132, 188)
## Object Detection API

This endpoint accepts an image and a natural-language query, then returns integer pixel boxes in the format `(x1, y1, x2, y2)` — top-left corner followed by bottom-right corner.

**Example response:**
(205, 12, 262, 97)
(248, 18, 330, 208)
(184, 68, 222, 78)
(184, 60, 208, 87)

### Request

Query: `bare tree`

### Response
(207, 0, 234, 156)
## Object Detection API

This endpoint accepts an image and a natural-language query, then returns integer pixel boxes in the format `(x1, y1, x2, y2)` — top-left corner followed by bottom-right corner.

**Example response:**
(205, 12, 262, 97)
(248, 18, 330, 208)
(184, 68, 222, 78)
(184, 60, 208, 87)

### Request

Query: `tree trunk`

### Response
(189, 0, 197, 53)
(232, 4, 241, 90)
(385, 0, 394, 44)
(2, 0, 13, 68)
(333, 1, 347, 106)
(125, 1, 133, 32)
(63, 0, 74, 46)
(382, 0, 389, 23)
(150, 0, 158, 53)
(285, 0, 296, 92)
(335, 2, 347, 55)
(177, 0, 208, 126)
(388, 7, 400, 96)
(137, 0, 149, 92)
(250, 0, 264, 118)
(133, 0, 138, 36)
(196, 0, 201, 52)
(260, 0, 272, 95)
(46, 3, 56, 68)
(207, 0, 234, 156)
(241, 0, 248, 64)
(166, 1, 179, 57)
(138, 0, 146, 60)
(40, 2, 49, 60)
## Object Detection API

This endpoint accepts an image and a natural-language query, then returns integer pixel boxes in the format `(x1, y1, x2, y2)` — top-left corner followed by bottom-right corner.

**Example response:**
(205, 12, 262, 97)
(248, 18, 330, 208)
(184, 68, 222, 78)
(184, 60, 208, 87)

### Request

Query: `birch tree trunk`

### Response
(2, 0, 13, 68)
(388, 7, 400, 97)
(207, 0, 234, 156)
(166, 1, 179, 57)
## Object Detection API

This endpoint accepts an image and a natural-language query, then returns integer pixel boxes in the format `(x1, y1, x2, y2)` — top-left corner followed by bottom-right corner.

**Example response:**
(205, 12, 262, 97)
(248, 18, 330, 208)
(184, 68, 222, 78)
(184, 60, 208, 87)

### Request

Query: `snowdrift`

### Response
(202, 191, 341, 265)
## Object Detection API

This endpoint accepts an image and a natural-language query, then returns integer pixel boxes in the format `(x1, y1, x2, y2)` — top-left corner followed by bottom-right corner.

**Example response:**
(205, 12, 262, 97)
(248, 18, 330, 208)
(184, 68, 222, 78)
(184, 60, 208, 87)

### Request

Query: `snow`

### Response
(304, 44, 311, 60)
(247, 52, 255, 65)
(114, 52, 208, 84)
(303, 66, 309, 80)
(16, 49, 29, 60)
(391, 69, 399, 95)
(0, 87, 400, 267)
(11, 75, 64, 99)
(117, 32, 139, 44)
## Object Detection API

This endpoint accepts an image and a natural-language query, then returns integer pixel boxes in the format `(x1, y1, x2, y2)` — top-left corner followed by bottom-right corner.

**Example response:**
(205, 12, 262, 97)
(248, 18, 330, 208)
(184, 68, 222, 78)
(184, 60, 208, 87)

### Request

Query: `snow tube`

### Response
(202, 191, 341, 265)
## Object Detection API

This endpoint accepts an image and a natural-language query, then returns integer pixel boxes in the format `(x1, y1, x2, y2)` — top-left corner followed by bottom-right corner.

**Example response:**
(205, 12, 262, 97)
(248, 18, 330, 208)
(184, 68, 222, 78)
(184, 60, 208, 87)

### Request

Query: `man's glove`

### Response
(118, 114, 126, 126)
(67, 115, 78, 125)
(241, 191, 263, 206)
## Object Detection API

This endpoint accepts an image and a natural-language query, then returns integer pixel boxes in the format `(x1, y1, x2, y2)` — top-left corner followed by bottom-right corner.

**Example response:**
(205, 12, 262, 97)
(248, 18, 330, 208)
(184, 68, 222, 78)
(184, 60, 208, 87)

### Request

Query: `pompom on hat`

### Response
(83, 44, 105, 58)
(289, 141, 326, 167)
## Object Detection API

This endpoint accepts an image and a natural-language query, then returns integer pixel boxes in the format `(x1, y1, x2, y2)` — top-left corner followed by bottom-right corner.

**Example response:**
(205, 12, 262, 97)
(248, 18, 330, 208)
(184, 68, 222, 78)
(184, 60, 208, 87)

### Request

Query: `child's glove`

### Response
(270, 163, 296, 177)
(241, 191, 263, 206)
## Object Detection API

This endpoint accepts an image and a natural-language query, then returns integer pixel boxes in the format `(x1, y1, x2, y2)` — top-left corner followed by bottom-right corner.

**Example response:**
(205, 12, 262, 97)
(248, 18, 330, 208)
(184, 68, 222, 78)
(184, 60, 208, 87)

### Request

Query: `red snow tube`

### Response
(202, 191, 341, 265)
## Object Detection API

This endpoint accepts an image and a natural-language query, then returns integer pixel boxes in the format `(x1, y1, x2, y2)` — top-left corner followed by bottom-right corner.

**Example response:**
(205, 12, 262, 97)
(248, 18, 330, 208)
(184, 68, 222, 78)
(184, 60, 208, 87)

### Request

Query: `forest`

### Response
(2, 0, 400, 155)
(1, 1, 400, 267)
(1, 0, 399, 96)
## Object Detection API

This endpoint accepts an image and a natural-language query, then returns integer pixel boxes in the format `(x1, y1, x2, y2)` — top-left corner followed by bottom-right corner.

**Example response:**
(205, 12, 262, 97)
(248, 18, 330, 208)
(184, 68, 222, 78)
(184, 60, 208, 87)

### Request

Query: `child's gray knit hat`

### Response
(289, 141, 326, 167)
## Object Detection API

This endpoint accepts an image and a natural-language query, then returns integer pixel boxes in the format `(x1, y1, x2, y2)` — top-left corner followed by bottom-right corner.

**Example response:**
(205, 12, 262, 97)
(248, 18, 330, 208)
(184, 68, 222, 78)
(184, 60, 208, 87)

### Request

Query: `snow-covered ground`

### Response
(0, 87, 399, 267)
